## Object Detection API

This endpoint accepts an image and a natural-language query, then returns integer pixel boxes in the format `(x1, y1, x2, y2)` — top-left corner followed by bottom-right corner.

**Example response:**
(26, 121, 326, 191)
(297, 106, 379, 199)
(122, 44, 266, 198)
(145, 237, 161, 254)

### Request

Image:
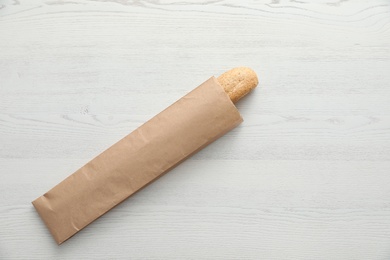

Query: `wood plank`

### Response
(1, 114, 389, 160)
(1, 159, 390, 259)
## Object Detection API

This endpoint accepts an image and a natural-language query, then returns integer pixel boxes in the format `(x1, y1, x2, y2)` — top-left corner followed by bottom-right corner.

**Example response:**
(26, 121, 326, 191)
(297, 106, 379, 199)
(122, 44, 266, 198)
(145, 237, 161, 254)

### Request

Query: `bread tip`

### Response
(217, 66, 259, 103)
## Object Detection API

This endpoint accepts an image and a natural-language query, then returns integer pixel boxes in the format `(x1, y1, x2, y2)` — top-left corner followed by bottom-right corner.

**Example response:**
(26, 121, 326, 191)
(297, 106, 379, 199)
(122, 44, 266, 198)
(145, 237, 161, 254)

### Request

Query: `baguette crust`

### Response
(217, 67, 258, 103)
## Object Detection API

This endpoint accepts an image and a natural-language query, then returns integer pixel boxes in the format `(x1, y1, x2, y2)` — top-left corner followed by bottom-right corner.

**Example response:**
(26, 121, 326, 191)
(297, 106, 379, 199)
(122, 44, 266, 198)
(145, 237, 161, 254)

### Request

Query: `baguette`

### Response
(218, 67, 258, 103)
(32, 69, 253, 245)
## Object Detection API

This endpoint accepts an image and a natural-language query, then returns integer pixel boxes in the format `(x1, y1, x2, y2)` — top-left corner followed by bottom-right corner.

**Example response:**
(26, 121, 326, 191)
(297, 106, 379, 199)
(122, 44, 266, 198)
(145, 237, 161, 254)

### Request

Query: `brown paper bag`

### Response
(32, 77, 243, 244)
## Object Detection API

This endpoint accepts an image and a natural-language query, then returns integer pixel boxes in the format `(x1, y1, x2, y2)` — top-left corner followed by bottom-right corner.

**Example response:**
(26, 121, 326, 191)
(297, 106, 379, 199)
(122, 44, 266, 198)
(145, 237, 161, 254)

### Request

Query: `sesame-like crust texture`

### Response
(217, 67, 258, 103)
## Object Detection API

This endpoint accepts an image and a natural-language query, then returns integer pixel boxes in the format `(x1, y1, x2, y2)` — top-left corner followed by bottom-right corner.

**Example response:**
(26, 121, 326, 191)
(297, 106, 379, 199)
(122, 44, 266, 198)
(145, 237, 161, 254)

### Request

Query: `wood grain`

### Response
(1, 0, 390, 259)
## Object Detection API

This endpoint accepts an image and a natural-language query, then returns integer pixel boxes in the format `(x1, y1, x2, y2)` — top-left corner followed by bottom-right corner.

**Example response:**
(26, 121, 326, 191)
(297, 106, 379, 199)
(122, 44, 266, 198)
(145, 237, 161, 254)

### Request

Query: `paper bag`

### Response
(32, 77, 243, 244)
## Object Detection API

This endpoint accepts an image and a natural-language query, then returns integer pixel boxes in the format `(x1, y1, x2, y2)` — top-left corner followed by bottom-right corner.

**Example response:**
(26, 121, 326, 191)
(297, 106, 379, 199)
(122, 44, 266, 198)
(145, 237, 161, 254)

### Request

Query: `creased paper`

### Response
(32, 77, 243, 244)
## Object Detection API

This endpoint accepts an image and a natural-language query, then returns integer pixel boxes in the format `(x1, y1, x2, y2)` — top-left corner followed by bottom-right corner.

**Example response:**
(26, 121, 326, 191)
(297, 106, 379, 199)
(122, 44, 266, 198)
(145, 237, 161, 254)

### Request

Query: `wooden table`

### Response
(1, 0, 390, 259)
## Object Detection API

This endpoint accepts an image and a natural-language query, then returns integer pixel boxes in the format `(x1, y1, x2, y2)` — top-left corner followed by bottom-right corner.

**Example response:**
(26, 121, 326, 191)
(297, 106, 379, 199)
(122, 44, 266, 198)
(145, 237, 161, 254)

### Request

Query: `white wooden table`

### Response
(1, 0, 390, 259)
